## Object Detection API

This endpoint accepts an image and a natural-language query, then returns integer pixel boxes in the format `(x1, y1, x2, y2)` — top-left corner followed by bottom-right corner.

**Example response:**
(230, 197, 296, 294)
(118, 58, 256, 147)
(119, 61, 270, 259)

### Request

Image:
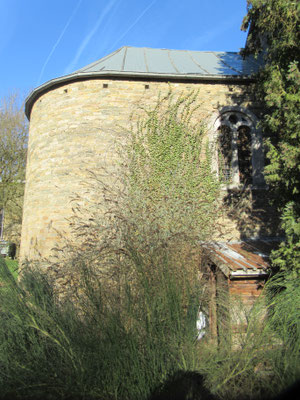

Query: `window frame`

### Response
(209, 107, 265, 189)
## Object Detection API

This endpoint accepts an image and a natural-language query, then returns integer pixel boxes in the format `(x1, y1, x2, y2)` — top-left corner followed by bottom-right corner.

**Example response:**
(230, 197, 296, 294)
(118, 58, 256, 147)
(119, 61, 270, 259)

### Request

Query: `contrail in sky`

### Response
(107, 0, 158, 52)
(37, 0, 83, 85)
(65, 0, 118, 74)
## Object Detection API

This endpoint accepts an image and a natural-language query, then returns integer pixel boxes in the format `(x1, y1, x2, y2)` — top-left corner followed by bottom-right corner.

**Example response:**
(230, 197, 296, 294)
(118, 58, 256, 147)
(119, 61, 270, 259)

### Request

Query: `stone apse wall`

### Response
(20, 78, 264, 261)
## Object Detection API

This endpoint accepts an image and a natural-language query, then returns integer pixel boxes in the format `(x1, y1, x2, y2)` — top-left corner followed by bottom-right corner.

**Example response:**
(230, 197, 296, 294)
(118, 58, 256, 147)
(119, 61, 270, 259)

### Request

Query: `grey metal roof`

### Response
(75, 46, 260, 77)
(25, 46, 262, 119)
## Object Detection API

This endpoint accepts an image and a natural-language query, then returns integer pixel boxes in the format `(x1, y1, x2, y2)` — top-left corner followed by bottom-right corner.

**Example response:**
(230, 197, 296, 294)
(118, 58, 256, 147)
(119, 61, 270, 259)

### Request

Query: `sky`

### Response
(0, 0, 250, 102)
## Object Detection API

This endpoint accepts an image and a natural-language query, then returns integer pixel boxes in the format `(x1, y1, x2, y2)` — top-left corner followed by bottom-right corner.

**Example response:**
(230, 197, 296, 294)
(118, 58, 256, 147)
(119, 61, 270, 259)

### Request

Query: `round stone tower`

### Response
(20, 46, 262, 261)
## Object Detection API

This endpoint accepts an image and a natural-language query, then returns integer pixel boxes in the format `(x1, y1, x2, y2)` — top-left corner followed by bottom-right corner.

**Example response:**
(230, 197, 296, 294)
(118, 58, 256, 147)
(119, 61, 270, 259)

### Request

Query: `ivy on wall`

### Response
(123, 90, 221, 244)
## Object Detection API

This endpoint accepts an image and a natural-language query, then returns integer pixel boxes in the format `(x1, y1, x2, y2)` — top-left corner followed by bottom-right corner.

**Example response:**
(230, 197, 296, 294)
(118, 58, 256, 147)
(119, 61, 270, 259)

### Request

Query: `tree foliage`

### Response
(0, 93, 28, 240)
(242, 0, 300, 274)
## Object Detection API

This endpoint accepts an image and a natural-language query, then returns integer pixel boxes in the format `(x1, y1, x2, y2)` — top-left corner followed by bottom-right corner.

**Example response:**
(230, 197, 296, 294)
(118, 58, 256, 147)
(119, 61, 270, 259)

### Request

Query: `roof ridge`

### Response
(74, 46, 125, 73)
(121, 47, 127, 72)
(108, 46, 240, 54)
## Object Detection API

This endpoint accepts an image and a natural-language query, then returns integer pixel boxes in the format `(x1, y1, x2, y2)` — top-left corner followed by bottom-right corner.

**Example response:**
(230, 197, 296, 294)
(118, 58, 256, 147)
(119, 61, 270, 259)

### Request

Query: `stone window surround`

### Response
(209, 106, 266, 189)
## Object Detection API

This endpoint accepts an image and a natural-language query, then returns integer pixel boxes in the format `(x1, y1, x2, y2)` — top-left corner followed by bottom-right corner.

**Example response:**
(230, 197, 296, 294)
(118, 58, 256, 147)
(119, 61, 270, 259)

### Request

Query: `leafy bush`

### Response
(242, 0, 300, 275)
(270, 202, 300, 276)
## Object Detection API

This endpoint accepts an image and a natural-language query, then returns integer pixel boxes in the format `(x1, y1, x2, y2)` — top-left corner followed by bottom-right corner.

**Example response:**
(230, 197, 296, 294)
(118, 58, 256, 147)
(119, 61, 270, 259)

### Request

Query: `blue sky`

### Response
(0, 0, 249, 101)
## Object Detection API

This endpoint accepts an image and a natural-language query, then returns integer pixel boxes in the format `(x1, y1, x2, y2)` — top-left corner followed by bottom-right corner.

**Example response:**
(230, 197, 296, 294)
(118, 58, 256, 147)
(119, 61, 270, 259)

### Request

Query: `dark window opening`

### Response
(229, 114, 238, 124)
(218, 125, 233, 182)
(237, 126, 252, 184)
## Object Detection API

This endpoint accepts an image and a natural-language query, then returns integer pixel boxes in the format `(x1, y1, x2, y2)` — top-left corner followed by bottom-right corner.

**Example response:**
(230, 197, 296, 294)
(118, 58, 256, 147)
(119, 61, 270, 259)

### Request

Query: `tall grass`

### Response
(1, 255, 299, 399)
(0, 247, 203, 400)
(264, 273, 300, 390)
(194, 275, 300, 400)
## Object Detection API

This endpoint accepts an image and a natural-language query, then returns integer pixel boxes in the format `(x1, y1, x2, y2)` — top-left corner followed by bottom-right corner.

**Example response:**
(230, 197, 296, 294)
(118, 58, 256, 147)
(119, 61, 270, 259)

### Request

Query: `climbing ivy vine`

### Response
(124, 90, 221, 244)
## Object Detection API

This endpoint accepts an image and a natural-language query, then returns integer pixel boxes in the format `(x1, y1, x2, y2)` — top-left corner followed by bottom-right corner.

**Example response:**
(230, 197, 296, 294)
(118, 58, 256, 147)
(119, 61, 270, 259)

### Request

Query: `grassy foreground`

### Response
(0, 255, 299, 400)
(3, 258, 18, 278)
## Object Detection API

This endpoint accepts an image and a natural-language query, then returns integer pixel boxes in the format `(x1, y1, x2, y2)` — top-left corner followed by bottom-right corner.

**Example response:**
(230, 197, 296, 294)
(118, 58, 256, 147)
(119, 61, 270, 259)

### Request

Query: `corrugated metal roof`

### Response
(204, 240, 280, 279)
(25, 46, 262, 119)
(75, 46, 261, 77)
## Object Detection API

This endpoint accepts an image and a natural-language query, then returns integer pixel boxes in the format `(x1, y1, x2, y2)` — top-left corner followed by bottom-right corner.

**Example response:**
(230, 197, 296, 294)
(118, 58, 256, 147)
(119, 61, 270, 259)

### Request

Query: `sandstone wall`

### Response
(20, 78, 259, 261)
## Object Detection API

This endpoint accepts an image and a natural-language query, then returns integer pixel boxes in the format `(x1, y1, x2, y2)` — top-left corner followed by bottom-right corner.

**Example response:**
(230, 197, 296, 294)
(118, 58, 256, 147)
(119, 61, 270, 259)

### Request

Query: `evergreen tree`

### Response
(242, 0, 300, 275)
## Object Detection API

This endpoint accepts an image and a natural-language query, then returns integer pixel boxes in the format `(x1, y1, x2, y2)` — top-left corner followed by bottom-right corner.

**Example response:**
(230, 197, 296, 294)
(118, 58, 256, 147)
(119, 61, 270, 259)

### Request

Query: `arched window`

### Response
(218, 125, 233, 183)
(213, 108, 265, 188)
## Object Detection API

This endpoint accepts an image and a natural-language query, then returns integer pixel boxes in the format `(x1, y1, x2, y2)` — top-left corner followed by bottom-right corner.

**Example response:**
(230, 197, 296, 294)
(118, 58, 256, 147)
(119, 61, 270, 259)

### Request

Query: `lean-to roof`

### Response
(203, 239, 280, 279)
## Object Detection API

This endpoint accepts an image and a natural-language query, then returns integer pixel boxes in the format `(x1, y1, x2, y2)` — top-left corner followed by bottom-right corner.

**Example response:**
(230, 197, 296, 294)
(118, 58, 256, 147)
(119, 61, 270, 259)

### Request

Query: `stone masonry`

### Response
(20, 77, 262, 261)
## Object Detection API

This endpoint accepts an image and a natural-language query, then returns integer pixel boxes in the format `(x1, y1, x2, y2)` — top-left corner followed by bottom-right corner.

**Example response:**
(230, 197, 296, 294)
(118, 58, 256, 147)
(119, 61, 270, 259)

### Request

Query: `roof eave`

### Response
(229, 270, 269, 279)
(25, 70, 256, 119)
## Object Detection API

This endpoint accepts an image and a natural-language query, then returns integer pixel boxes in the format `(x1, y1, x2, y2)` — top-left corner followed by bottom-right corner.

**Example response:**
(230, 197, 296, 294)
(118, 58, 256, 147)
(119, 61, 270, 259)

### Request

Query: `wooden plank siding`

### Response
(229, 278, 265, 305)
